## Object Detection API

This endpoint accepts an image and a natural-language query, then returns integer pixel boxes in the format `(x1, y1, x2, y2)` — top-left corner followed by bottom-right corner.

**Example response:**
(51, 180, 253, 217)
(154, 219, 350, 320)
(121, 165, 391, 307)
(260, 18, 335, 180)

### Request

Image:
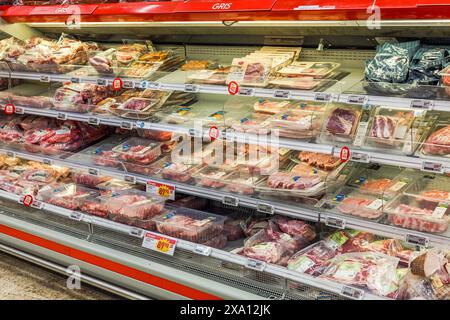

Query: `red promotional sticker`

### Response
(228, 81, 239, 95)
(209, 126, 220, 141)
(340, 146, 350, 162)
(22, 195, 34, 207)
(112, 78, 123, 91)
(4, 103, 15, 115)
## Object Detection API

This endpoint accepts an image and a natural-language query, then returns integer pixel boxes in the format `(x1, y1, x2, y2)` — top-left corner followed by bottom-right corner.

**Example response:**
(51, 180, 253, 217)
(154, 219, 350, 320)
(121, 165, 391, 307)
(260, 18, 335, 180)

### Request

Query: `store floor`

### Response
(0, 251, 119, 300)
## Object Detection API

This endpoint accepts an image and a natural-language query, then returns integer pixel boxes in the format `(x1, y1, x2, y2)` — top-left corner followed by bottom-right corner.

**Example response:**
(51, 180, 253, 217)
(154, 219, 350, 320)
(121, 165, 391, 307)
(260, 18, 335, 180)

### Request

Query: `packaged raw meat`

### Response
(223, 217, 246, 241)
(229, 113, 271, 135)
(112, 96, 168, 120)
(403, 175, 450, 205)
(277, 62, 340, 79)
(90, 143, 121, 168)
(112, 137, 162, 166)
(364, 107, 417, 150)
(192, 165, 228, 189)
(105, 189, 165, 220)
(227, 57, 272, 87)
(269, 77, 325, 90)
(266, 172, 323, 191)
(269, 104, 325, 139)
(79, 195, 109, 218)
(39, 183, 99, 211)
(52, 83, 113, 113)
(319, 252, 401, 297)
(270, 216, 316, 242)
(96, 179, 133, 196)
(253, 99, 290, 114)
(240, 216, 269, 237)
(169, 195, 208, 211)
(158, 159, 199, 183)
(137, 129, 173, 142)
(320, 105, 362, 143)
(71, 171, 111, 188)
(181, 60, 216, 71)
(187, 66, 230, 85)
(384, 194, 450, 233)
(200, 233, 228, 249)
(421, 123, 450, 156)
(153, 207, 226, 243)
(296, 151, 342, 171)
(222, 171, 264, 196)
(287, 241, 337, 276)
(329, 187, 386, 220)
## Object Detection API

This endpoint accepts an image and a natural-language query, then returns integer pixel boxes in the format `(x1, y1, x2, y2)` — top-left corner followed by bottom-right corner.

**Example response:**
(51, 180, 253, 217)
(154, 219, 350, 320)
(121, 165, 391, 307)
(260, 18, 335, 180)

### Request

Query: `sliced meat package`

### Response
(421, 124, 450, 156)
(105, 190, 165, 220)
(320, 105, 361, 143)
(287, 241, 338, 276)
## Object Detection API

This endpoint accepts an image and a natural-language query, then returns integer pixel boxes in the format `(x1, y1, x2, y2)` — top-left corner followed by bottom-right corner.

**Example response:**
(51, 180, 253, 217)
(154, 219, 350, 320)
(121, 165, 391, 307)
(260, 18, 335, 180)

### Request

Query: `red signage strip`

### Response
(174, 0, 276, 13)
(0, 224, 222, 300)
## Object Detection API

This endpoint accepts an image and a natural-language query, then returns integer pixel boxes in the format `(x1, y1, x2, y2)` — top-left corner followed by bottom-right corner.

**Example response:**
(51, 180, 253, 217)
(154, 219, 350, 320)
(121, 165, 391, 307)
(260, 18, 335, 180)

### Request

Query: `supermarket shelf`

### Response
(0, 188, 385, 300)
(319, 211, 450, 251)
(1, 146, 448, 250)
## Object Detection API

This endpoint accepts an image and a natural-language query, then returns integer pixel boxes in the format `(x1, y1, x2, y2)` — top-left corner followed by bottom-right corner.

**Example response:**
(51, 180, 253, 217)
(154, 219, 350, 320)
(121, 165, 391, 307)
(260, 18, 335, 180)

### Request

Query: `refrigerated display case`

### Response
(0, 0, 448, 301)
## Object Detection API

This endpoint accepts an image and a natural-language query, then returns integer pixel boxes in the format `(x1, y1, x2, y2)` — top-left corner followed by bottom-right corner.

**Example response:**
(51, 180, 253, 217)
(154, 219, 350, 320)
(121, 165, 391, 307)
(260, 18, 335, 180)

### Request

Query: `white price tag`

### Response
(147, 82, 161, 90)
(225, 129, 236, 142)
(15, 107, 24, 115)
(405, 234, 429, 247)
(97, 78, 107, 86)
(351, 151, 370, 163)
(257, 202, 275, 215)
(422, 161, 444, 173)
(88, 168, 99, 176)
(188, 128, 203, 138)
(70, 77, 81, 84)
(238, 88, 255, 96)
(6, 151, 15, 158)
(142, 231, 177, 256)
(129, 227, 144, 238)
(325, 216, 346, 229)
(120, 121, 133, 130)
(123, 80, 135, 89)
(124, 174, 136, 184)
(273, 89, 291, 99)
(410, 99, 434, 110)
(314, 92, 332, 102)
(31, 200, 43, 210)
(88, 117, 100, 125)
(246, 259, 266, 271)
(346, 95, 368, 104)
(185, 84, 199, 93)
(340, 286, 364, 300)
(57, 112, 67, 120)
(69, 211, 83, 221)
(40, 75, 50, 82)
(352, 122, 368, 147)
(193, 244, 212, 256)
(42, 158, 53, 165)
(222, 195, 239, 207)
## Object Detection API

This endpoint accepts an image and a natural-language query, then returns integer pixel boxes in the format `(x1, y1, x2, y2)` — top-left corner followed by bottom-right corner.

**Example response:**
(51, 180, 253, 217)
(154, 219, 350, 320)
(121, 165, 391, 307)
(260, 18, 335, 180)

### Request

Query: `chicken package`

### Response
(287, 241, 338, 276)
(421, 124, 450, 156)
(269, 104, 325, 139)
(153, 207, 226, 243)
(384, 193, 450, 233)
(71, 171, 111, 188)
(320, 105, 362, 143)
(361, 239, 418, 265)
(38, 183, 99, 211)
(319, 252, 401, 297)
(192, 165, 228, 189)
(53, 83, 113, 113)
(105, 189, 165, 220)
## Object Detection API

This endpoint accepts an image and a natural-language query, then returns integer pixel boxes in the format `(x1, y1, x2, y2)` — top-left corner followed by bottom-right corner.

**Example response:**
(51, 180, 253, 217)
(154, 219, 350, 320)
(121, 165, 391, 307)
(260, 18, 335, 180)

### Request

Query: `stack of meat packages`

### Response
(0, 115, 110, 155)
(0, 36, 98, 73)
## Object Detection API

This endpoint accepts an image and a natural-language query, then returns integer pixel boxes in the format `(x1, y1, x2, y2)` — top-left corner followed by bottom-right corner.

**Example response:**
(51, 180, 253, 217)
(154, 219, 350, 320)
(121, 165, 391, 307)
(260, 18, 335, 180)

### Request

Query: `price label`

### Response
(257, 202, 275, 215)
(225, 129, 235, 142)
(410, 99, 434, 110)
(421, 161, 444, 174)
(246, 259, 266, 271)
(129, 227, 144, 238)
(351, 151, 370, 163)
(120, 121, 133, 130)
(346, 95, 368, 105)
(57, 112, 67, 120)
(6, 151, 15, 158)
(273, 89, 291, 99)
(340, 286, 364, 300)
(353, 122, 369, 147)
(146, 180, 175, 200)
(40, 75, 50, 82)
(42, 158, 53, 165)
(208, 126, 220, 141)
(30, 199, 43, 209)
(124, 175, 136, 184)
(188, 128, 203, 138)
(222, 195, 239, 207)
(123, 80, 135, 89)
(339, 146, 350, 162)
(325, 216, 346, 229)
(139, 81, 148, 89)
(227, 81, 239, 95)
(4, 103, 15, 115)
(185, 84, 199, 93)
(147, 82, 161, 90)
(69, 211, 83, 221)
(88, 168, 99, 176)
(193, 244, 212, 256)
(314, 92, 332, 102)
(15, 107, 24, 115)
(70, 77, 81, 84)
(97, 78, 107, 86)
(238, 88, 254, 96)
(88, 117, 100, 125)
(112, 78, 123, 91)
(142, 231, 177, 256)
(405, 234, 429, 247)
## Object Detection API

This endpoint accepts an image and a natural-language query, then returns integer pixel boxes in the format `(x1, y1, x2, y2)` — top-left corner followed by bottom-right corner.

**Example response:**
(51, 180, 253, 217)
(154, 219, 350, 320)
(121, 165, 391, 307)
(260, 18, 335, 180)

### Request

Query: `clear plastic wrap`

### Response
(319, 104, 362, 144)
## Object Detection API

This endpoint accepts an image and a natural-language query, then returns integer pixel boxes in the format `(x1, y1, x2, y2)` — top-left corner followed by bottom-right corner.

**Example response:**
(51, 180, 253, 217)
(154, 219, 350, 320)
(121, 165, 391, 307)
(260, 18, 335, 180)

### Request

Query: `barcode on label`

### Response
(257, 203, 275, 215)
(193, 244, 212, 256)
(346, 95, 367, 104)
(340, 286, 364, 300)
(129, 228, 144, 238)
(238, 88, 255, 96)
(273, 90, 290, 99)
(410, 99, 434, 110)
(406, 234, 429, 247)
(57, 112, 67, 120)
(121, 121, 133, 130)
(43, 159, 53, 165)
(31, 200, 43, 210)
(97, 79, 107, 86)
(246, 259, 266, 271)
(185, 84, 199, 92)
(124, 175, 136, 184)
(351, 152, 370, 163)
(70, 77, 80, 84)
(188, 128, 202, 138)
(222, 195, 239, 207)
(123, 80, 135, 89)
(325, 216, 346, 229)
(40, 75, 50, 82)
(15, 107, 24, 114)
(422, 161, 444, 173)
(314, 92, 332, 102)
(88, 168, 99, 176)
(88, 117, 100, 125)
(69, 212, 82, 221)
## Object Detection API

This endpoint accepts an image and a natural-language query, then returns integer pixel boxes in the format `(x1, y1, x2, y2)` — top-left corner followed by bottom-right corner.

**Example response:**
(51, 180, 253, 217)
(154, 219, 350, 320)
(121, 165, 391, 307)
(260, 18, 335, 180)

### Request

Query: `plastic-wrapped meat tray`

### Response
(287, 241, 337, 276)
(105, 190, 165, 220)
(153, 207, 226, 243)
(192, 165, 228, 189)
(71, 171, 111, 188)
(39, 184, 99, 211)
